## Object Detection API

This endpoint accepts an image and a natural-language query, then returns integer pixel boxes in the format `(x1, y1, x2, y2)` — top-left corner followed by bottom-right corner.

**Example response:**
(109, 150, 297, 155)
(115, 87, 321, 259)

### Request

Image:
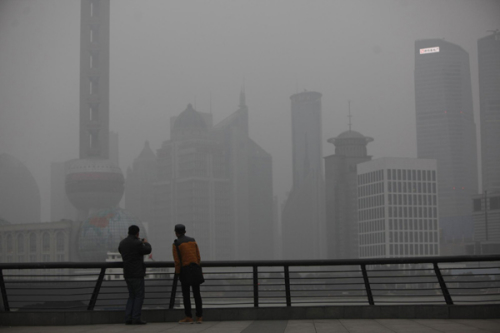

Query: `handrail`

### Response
(0, 255, 499, 312)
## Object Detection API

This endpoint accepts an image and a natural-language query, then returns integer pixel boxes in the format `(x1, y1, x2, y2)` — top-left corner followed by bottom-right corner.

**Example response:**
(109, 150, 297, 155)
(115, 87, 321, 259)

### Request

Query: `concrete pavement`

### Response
(1, 319, 500, 332)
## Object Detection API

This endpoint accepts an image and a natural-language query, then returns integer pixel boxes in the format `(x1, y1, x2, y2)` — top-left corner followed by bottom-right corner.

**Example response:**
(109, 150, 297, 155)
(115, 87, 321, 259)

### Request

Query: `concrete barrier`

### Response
(1, 305, 499, 326)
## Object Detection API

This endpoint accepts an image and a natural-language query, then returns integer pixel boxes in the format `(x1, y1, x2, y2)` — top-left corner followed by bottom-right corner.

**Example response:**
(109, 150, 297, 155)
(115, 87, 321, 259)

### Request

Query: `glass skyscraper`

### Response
(414, 39, 478, 244)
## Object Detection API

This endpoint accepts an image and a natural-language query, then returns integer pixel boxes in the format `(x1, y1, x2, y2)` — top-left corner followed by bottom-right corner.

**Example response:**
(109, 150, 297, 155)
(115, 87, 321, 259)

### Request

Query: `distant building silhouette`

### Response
(144, 92, 273, 261)
(478, 32, 500, 193)
(324, 129, 373, 259)
(357, 157, 440, 258)
(414, 39, 478, 251)
(282, 91, 325, 259)
(470, 192, 500, 255)
(0, 153, 41, 225)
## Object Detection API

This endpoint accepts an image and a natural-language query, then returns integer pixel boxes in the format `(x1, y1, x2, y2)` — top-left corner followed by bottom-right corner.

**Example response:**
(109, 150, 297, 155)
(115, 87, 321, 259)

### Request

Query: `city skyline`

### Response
(1, 1, 498, 221)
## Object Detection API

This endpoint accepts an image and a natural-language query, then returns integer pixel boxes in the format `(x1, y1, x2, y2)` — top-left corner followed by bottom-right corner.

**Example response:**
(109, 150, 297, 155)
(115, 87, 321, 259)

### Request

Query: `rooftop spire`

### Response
(239, 80, 246, 108)
(348, 100, 352, 132)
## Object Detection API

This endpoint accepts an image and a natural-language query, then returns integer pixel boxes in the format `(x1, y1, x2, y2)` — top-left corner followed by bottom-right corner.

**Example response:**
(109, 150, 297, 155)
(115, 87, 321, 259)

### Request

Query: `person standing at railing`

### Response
(118, 225, 152, 325)
(172, 224, 204, 324)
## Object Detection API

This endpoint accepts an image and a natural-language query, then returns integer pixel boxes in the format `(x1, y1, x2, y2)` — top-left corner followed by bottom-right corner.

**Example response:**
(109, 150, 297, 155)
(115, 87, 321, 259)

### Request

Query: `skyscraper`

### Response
(324, 128, 373, 259)
(414, 39, 478, 245)
(478, 31, 500, 193)
(357, 157, 440, 258)
(282, 91, 325, 259)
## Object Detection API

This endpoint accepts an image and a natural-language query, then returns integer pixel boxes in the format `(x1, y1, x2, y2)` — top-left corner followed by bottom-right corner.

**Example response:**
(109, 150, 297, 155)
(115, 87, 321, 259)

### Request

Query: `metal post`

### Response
(0, 269, 9, 312)
(169, 273, 179, 309)
(433, 263, 453, 305)
(361, 264, 374, 305)
(87, 268, 106, 310)
(485, 191, 489, 241)
(253, 266, 259, 307)
(284, 265, 291, 307)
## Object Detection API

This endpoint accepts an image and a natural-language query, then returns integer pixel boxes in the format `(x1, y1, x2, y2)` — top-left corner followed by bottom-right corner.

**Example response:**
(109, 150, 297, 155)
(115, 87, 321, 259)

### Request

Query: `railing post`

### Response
(433, 263, 453, 305)
(284, 265, 291, 307)
(253, 265, 259, 307)
(88, 268, 106, 311)
(0, 269, 9, 312)
(169, 273, 179, 309)
(361, 264, 374, 305)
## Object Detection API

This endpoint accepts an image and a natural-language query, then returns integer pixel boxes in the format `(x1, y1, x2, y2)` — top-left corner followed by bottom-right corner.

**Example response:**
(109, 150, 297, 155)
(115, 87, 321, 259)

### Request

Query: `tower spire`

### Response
(239, 79, 246, 108)
(348, 100, 352, 131)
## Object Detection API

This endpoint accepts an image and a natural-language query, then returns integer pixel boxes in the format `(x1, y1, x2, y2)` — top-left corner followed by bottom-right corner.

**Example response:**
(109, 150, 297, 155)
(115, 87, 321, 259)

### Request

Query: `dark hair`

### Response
(128, 225, 140, 235)
(174, 224, 186, 234)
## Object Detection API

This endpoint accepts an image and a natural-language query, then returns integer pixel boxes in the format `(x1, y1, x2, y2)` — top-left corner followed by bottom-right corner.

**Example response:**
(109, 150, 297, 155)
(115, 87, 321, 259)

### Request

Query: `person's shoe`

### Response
(196, 317, 203, 324)
(132, 320, 147, 325)
(179, 317, 194, 324)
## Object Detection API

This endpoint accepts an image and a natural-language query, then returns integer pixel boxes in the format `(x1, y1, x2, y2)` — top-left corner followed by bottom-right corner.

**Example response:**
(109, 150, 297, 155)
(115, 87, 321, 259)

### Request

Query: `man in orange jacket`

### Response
(172, 224, 203, 324)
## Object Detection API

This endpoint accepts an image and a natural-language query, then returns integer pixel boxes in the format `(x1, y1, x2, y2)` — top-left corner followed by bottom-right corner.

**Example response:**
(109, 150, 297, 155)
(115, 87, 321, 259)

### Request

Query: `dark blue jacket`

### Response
(118, 235, 152, 278)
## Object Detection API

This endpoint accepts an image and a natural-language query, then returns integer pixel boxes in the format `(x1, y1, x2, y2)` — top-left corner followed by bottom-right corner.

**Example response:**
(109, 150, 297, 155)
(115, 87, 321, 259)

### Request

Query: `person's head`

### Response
(128, 225, 140, 237)
(174, 224, 186, 237)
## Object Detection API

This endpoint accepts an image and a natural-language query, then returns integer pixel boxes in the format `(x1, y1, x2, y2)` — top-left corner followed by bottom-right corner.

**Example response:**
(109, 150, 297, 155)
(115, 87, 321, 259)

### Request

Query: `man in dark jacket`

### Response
(118, 225, 152, 325)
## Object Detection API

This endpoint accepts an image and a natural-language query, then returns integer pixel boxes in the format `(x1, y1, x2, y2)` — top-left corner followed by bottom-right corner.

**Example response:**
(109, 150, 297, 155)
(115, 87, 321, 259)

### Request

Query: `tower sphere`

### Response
(65, 158, 124, 212)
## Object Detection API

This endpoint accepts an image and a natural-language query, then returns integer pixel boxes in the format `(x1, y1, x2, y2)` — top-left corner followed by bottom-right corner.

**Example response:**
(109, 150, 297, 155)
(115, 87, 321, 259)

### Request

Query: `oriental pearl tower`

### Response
(65, 1, 142, 261)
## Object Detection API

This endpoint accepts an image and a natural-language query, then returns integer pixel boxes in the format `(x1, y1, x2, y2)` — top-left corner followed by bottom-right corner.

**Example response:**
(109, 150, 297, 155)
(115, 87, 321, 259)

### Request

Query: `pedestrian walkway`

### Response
(1, 319, 500, 333)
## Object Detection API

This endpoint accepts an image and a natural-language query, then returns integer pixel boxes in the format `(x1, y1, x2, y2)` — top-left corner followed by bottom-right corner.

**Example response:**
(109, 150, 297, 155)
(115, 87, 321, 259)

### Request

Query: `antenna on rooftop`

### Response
(348, 100, 352, 132)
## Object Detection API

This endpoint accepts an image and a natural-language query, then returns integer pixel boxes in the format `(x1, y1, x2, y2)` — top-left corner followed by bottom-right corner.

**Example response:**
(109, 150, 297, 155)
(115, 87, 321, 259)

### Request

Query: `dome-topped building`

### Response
(171, 104, 209, 140)
(328, 130, 374, 158)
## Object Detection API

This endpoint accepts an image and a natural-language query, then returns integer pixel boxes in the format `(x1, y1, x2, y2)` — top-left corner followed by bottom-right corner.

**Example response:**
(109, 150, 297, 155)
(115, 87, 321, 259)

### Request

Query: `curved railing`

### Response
(1, 255, 499, 312)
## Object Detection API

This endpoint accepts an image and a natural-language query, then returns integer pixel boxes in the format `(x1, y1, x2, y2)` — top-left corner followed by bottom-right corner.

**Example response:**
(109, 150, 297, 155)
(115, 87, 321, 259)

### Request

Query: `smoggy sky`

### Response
(0, 0, 498, 221)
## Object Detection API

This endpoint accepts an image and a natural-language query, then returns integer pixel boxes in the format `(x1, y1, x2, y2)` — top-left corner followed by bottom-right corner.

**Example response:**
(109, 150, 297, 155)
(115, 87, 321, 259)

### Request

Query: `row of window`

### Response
(388, 181, 436, 194)
(358, 170, 384, 185)
(0, 253, 65, 263)
(389, 218, 438, 231)
(0, 232, 66, 254)
(358, 195, 384, 209)
(358, 182, 384, 197)
(473, 196, 500, 211)
(389, 231, 438, 243)
(388, 206, 437, 218)
(387, 169, 436, 182)
(359, 220, 385, 233)
(360, 243, 439, 258)
(359, 207, 385, 222)
(359, 232, 385, 245)
(388, 194, 437, 206)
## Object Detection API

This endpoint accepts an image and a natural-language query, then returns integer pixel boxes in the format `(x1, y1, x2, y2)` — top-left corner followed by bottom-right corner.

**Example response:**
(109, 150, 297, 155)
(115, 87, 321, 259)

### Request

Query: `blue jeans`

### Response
(125, 278, 145, 322)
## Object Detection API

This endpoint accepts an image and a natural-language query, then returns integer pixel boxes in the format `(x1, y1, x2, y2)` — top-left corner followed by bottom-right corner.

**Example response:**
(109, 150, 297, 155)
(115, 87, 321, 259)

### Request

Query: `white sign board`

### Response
(420, 47, 440, 54)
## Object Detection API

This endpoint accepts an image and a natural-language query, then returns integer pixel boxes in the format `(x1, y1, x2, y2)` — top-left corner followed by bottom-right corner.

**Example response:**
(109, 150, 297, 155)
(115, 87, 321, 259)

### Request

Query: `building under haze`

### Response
(0, 153, 41, 225)
(282, 91, 325, 259)
(324, 129, 373, 259)
(357, 157, 440, 258)
(147, 93, 273, 261)
(470, 193, 500, 255)
(414, 39, 478, 252)
(478, 32, 500, 193)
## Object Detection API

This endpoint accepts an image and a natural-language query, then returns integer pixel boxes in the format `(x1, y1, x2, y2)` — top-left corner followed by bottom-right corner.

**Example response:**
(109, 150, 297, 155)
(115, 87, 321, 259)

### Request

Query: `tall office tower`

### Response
(324, 129, 373, 259)
(357, 157, 440, 258)
(478, 32, 500, 193)
(471, 193, 500, 254)
(125, 141, 157, 225)
(151, 95, 273, 261)
(65, 0, 124, 220)
(282, 91, 325, 259)
(415, 39, 478, 247)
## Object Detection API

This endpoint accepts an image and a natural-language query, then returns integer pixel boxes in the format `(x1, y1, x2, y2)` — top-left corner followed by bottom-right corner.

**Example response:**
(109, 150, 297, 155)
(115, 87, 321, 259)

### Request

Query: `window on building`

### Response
(30, 233, 36, 253)
(6, 234, 13, 253)
(42, 232, 50, 252)
(56, 232, 65, 252)
(17, 234, 24, 253)
(490, 196, 500, 210)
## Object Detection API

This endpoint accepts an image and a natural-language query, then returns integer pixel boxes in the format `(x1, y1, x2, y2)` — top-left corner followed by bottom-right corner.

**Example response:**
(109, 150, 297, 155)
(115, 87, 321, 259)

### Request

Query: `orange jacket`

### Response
(172, 235, 201, 274)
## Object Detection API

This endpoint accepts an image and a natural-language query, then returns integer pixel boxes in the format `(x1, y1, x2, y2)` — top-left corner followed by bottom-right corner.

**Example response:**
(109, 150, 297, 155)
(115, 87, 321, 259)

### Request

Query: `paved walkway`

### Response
(1, 319, 500, 333)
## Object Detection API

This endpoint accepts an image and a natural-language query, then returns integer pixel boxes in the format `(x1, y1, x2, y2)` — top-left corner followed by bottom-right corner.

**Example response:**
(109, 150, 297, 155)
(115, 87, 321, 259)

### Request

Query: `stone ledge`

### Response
(1, 305, 499, 326)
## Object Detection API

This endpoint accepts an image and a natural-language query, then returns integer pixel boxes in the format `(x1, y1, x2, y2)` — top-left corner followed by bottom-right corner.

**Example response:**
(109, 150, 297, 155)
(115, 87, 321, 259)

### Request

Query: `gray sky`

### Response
(0, 0, 499, 221)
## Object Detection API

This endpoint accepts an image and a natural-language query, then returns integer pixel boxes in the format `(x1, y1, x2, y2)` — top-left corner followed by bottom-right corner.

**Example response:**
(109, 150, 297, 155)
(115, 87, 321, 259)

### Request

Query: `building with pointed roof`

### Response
(324, 128, 373, 259)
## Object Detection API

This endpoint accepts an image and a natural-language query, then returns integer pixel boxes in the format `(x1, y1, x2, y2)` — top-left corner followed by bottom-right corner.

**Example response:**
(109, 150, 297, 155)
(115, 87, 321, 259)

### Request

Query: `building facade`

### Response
(478, 32, 500, 193)
(147, 95, 273, 261)
(414, 39, 478, 246)
(471, 192, 500, 254)
(0, 220, 80, 263)
(282, 91, 325, 259)
(357, 157, 440, 258)
(324, 130, 373, 259)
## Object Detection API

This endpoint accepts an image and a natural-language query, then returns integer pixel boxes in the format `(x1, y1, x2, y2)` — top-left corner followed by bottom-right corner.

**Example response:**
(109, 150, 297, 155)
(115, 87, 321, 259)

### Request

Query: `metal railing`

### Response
(1, 255, 499, 312)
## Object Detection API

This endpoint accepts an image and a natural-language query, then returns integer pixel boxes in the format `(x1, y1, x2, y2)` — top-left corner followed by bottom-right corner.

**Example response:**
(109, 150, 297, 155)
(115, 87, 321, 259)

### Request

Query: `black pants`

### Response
(181, 281, 202, 318)
(124, 278, 145, 322)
